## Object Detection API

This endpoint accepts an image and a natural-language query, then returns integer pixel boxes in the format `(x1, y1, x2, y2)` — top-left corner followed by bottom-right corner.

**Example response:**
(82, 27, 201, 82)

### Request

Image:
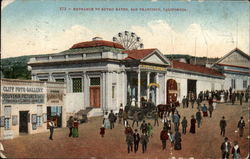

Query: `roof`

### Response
(171, 60, 224, 77)
(214, 48, 250, 65)
(123, 48, 157, 60)
(71, 40, 125, 49)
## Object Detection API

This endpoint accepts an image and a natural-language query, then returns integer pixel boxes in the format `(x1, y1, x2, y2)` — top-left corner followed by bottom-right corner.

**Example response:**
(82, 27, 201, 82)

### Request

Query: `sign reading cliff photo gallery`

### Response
(1, 86, 45, 104)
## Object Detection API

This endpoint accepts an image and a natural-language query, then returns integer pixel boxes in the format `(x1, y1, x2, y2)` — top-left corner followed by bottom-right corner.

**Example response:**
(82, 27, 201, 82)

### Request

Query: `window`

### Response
(4, 118, 10, 130)
(72, 78, 82, 92)
(243, 80, 247, 88)
(4, 106, 11, 130)
(36, 116, 42, 127)
(90, 77, 100, 86)
(231, 79, 236, 89)
(37, 105, 43, 126)
(55, 79, 64, 82)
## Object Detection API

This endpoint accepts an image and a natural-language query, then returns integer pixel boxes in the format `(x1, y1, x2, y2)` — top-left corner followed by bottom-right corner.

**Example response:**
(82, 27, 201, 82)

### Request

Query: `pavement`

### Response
(1, 101, 249, 158)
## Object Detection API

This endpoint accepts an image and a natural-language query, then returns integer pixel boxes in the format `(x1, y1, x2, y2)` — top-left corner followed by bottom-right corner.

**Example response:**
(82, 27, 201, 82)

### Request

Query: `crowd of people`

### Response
(60, 88, 248, 158)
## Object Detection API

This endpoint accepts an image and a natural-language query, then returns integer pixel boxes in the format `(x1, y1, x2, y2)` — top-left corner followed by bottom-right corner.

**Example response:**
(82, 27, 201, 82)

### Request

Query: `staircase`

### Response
(87, 108, 103, 117)
(76, 107, 93, 123)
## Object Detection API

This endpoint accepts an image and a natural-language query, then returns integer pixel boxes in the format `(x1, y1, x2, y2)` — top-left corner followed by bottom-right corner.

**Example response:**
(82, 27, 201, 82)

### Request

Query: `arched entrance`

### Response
(166, 79, 177, 104)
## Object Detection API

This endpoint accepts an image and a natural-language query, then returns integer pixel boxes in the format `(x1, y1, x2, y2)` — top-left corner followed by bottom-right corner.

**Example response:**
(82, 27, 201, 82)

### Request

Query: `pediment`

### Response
(219, 50, 249, 68)
(142, 51, 170, 65)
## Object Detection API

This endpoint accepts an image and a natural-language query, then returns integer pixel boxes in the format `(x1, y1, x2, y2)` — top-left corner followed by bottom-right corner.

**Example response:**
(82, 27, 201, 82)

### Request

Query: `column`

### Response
(147, 72, 151, 101)
(105, 72, 110, 111)
(123, 71, 127, 108)
(137, 70, 141, 107)
(83, 71, 88, 108)
(156, 73, 159, 105)
(102, 72, 106, 111)
(163, 73, 167, 104)
(65, 72, 70, 93)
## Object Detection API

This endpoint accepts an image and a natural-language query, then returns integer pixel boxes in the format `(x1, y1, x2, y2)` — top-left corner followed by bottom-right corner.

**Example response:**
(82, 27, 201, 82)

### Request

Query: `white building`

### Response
(212, 48, 250, 92)
(28, 38, 225, 117)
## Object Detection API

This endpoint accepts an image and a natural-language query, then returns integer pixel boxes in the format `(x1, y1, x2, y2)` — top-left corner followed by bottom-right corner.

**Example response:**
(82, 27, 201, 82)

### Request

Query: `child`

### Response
(100, 125, 105, 137)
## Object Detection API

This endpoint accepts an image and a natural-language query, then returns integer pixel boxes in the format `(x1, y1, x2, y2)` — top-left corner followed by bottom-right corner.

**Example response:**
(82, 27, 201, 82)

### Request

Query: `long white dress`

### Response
(103, 114, 110, 129)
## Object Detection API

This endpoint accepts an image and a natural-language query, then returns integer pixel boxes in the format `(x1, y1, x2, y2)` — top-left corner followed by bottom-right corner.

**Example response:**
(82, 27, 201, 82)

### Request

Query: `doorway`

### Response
(167, 79, 178, 104)
(187, 79, 197, 99)
(90, 87, 100, 107)
(19, 111, 29, 133)
(89, 77, 100, 108)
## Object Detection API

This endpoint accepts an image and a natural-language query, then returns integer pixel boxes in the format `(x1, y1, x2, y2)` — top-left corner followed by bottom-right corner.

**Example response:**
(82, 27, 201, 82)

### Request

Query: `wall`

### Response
(166, 71, 224, 101)
(65, 93, 84, 114)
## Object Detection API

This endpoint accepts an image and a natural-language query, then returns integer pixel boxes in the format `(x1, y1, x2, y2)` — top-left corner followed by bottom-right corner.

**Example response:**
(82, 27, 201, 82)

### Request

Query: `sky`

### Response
(1, 0, 249, 58)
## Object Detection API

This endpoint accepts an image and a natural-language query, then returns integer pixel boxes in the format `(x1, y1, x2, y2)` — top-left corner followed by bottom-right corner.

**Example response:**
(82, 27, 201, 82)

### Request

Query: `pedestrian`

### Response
(174, 130, 182, 150)
(208, 103, 214, 118)
(201, 104, 208, 117)
(67, 116, 73, 137)
(140, 120, 148, 134)
(48, 119, 55, 140)
(126, 131, 134, 153)
(237, 117, 245, 137)
(147, 122, 153, 137)
(118, 105, 123, 124)
(195, 110, 202, 128)
(108, 110, 116, 129)
(100, 125, 105, 137)
(125, 124, 133, 135)
(190, 97, 195, 109)
(133, 129, 140, 153)
(140, 132, 149, 153)
(245, 91, 249, 102)
(219, 116, 227, 137)
(160, 127, 169, 150)
(220, 137, 231, 159)
(239, 93, 243, 105)
(181, 116, 187, 134)
(132, 111, 139, 127)
(103, 112, 110, 129)
(182, 96, 186, 108)
(232, 92, 236, 105)
(72, 118, 79, 138)
(212, 97, 217, 110)
(231, 141, 241, 159)
(189, 115, 196, 134)
(153, 110, 159, 126)
(122, 111, 128, 126)
(172, 112, 180, 132)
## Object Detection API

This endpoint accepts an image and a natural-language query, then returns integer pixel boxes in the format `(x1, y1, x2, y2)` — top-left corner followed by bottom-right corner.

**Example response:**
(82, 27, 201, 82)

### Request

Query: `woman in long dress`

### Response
(190, 115, 196, 134)
(103, 112, 110, 129)
(72, 118, 79, 138)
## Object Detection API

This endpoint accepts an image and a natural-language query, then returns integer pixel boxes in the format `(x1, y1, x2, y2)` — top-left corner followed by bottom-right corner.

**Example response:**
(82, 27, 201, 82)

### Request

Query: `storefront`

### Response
(0, 79, 65, 140)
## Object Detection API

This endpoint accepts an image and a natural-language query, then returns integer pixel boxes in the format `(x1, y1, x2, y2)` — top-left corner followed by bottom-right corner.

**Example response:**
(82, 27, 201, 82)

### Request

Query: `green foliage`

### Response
(1, 55, 32, 80)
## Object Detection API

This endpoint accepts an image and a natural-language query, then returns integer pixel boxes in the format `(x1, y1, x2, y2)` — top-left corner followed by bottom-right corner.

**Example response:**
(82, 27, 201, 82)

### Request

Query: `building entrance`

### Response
(89, 77, 100, 108)
(19, 111, 29, 133)
(187, 79, 197, 99)
(167, 79, 178, 104)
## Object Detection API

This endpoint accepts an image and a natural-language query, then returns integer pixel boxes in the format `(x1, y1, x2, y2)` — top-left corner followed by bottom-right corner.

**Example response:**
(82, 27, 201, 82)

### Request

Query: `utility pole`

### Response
(194, 37, 197, 65)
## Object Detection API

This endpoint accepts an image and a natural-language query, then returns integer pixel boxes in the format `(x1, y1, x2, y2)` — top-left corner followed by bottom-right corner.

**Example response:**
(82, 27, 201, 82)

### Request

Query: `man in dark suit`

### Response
(133, 129, 140, 153)
(220, 116, 227, 137)
(220, 137, 231, 159)
(48, 119, 55, 140)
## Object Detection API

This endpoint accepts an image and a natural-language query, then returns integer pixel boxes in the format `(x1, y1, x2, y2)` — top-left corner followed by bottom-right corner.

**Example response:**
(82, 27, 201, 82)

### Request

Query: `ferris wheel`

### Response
(112, 31, 144, 50)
